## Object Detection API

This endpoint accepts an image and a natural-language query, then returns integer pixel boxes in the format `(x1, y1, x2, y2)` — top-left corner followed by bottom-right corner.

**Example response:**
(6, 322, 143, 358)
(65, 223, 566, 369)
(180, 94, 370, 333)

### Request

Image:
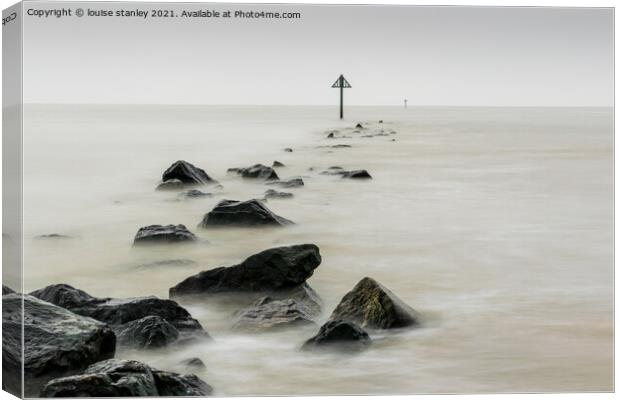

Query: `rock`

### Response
(170, 244, 321, 297)
(264, 189, 293, 199)
(179, 189, 211, 199)
(133, 224, 198, 245)
(355, 123, 363, 129)
(3, 294, 116, 396)
(2, 285, 15, 295)
(379, 120, 383, 123)
(266, 178, 304, 188)
(156, 179, 185, 191)
(341, 170, 372, 179)
(40, 359, 212, 397)
(326, 132, 335, 139)
(317, 144, 352, 149)
(198, 199, 293, 228)
(329, 277, 419, 329)
(35, 234, 72, 240)
(180, 358, 206, 371)
(116, 316, 179, 349)
(283, 148, 293, 152)
(30, 284, 209, 344)
(391, 139, 396, 142)
(233, 297, 317, 331)
(302, 320, 370, 351)
(272, 161, 285, 168)
(229, 164, 279, 180)
(161, 160, 217, 186)
(133, 259, 197, 269)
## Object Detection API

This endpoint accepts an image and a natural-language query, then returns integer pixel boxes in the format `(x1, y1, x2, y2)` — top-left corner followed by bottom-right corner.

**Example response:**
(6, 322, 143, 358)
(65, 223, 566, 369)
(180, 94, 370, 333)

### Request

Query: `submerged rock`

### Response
(355, 123, 364, 129)
(161, 160, 217, 186)
(3, 294, 116, 397)
(40, 359, 213, 397)
(116, 316, 179, 349)
(266, 178, 304, 188)
(229, 164, 279, 180)
(264, 189, 293, 199)
(329, 277, 419, 329)
(198, 199, 293, 228)
(272, 161, 285, 168)
(302, 320, 370, 351)
(133, 224, 198, 245)
(30, 284, 209, 345)
(179, 189, 212, 199)
(341, 170, 372, 179)
(170, 244, 321, 297)
(35, 234, 72, 240)
(180, 358, 206, 371)
(283, 148, 293, 152)
(233, 297, 317, 331)
(156, 179, 186, 191)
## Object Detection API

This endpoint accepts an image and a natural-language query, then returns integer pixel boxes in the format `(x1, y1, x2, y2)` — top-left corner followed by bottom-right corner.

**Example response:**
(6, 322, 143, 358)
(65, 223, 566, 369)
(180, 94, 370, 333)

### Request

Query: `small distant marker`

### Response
(332, 74, 352, 119)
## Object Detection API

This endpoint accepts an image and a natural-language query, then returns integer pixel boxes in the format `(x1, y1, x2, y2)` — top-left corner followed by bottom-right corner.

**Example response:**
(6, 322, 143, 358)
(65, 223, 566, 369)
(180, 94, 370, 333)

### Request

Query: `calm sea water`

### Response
(19, 105, 613, 394)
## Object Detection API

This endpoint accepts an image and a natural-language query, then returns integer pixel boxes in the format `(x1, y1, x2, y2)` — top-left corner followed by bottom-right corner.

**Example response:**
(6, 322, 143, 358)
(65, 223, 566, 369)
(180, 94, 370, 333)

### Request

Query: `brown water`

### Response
(20, 105, 613, 394)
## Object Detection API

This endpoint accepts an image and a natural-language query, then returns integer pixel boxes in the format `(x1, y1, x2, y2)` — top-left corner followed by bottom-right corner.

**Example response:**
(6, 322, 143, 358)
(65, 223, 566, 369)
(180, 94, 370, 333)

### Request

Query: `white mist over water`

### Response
(20, 105, 612, 394)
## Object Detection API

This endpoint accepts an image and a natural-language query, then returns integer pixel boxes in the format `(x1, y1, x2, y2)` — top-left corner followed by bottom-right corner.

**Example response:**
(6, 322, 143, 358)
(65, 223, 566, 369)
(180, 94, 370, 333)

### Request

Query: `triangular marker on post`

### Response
(331, 74, 352, 119)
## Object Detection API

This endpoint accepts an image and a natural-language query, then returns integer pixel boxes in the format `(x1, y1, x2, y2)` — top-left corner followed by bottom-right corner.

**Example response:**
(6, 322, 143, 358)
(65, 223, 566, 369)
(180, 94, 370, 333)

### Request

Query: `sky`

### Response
(21, 3, 613, 106)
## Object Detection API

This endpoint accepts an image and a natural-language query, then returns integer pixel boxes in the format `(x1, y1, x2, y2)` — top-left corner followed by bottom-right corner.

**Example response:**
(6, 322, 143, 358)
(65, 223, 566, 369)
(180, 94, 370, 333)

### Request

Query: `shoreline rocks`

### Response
(133, 224, 198, 245)
(157, 160, 217, 190)
(265, 178, 304, 188)
(264, 189, 293, 199)
(272, 161, 285, 168)
(198, 199, 293, 228)
(302, 320, 370, 351)
(228, 164, 279, 181)
(328, 277, 419, 330)
(233, 297, 317, 331)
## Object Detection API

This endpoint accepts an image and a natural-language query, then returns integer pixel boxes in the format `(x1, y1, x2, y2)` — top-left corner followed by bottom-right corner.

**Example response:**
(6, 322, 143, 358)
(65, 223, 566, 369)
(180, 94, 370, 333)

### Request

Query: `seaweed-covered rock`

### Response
(266, 178, 304, 188)
(264, 189, 293, 199)
(198, 199, 293, 228)
(116, 316, 179, 349)
(162, 160, 217, 185)
(272, 161, 285, 168)
(133, 224, 198, 245)
(3, 294, 116, 397)
(30, 284, 209, 344)
(170, 244, 321, 297)
(229, 164, 279, 180)
(329, 277, 419, 329)
(302, 320, 370, 350)
(40, 359, 213, 397)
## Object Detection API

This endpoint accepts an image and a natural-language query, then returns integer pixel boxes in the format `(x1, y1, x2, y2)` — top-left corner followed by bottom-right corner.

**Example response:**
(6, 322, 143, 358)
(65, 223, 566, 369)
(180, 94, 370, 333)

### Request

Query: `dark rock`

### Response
(317, 144, 352, 149)
(170, 244, 321, 297)
(35, 234, 72, 240)
(264, 189, 293, 199)
(326, 132, 335, 139)
(233, 297, 317, 331)
(272, 161, 285, 168)
(133, 224, 198, 245)
(2, 285, 15, 295)
(379, 120, 383, 123)
(40, 359, 212, 397)
(198, 199, 293, 228)
(266, 178, 304, 188)
(329, 277, 419, 329)
(283, 148, 293, 152)
(30, 284, 209, 343)
(230, 164, 279, 180)
(180, 358, 206, 371)
(116, 316, 179, 349)
(179, 189, 211, 199)
(341, 170, 372, 179)
(391, 139, 396, 142)
(302, 320, 370, 351)
(156, 179, 185, 191)
(355, 123, 363, 129)
(3, 294, 116, 397)
(162, 160, 217, 186)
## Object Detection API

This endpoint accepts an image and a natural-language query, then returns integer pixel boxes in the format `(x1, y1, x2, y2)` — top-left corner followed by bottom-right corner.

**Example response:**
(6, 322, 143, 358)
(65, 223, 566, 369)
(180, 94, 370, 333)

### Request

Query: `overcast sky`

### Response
(21, 4, 613, 106)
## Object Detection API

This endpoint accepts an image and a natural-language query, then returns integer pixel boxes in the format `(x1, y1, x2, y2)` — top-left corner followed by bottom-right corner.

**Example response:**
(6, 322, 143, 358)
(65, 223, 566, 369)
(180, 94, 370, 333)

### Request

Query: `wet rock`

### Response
(283, 148, 293, 152)
(2, 285, 15, 295)
(162, 160, 218, 186)
(302, 320, 370, 351)
(329, 277, 419, 329)
(355, 123, 363, 129)
(341, 170, 372, 179)
(35, 234, 72, 240)
(40, 359, 213, 397)
(230, 164, 279, 180)
(233, 297, 317, 331)
(264, 189, 293, 199)
(198, 199, 293, 228)
(266, 177, 304, 188)
(3, 294, 116, 397)
(170, 244, 321, 297)
(133, 224, 198, 245)
(379, 120, 383, 123)
(179, 189, 211, 199)
(326, 132, 335, 138)
(180, 358, 206, 371)
(116, 316, 179, 349)
(30, 284, 209, 344)
(156, 179, 186, 191)
(272, 161, 285, 168)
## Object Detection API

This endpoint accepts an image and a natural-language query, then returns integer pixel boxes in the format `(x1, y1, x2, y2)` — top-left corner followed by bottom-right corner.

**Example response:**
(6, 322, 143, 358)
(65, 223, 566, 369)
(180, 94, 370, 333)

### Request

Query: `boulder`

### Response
(341, 170, 372, 179)
(266, 178, 304, 188)
(329, 277, 419, 329)
(233, 297, 317, 331)
(198, 199, 293, 228)
(272, 161, 285, 168)
(3, 294, 116, 397)
(161, 160, 217, 185)
(264, 189, 293, 199)
(116, 316, 179, 349)
(30, 284, 209, 344)
(170, 244, 321, 297)
(133, 224, 198, 245)
(302, 320, 370, 351)
(229, 164, 279, 180)
(40, 359, 212, 397)
(2, 285, 15, 295)
(355, 123, 363, 129)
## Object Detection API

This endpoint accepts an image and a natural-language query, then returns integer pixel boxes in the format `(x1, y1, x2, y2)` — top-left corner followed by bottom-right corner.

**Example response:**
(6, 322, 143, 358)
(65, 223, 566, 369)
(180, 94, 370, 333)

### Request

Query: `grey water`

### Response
(19, 105, 613, 394)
